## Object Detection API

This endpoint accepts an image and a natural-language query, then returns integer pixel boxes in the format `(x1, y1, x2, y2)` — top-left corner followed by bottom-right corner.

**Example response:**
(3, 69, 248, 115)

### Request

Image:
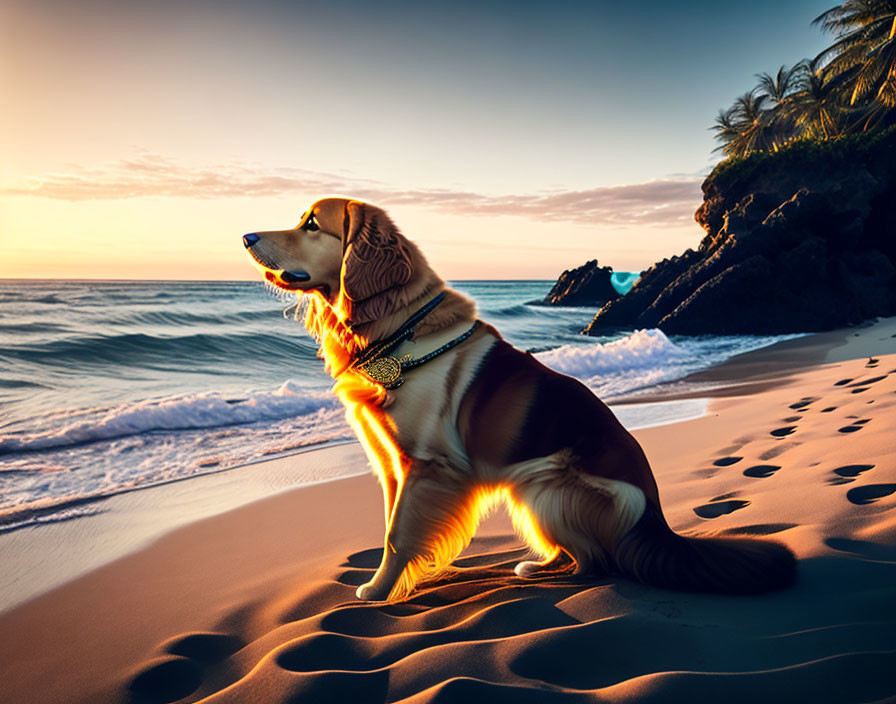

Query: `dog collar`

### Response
(353, 291, 447, 366)
(360, 320, 481, 389)
(350, 292, 480, 389)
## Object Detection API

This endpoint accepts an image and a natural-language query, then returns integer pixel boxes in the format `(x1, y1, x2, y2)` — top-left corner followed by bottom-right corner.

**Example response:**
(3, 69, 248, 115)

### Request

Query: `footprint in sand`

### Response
(846, 484, 896, 505)
(693, 499, 751, 519)
(712, 456, 742, 467)
(783, 416, 802, 423)
(821, 406, 837, 413)
(834, 378, 852, 386)
(743, 464, 781, 479)
(834, 464, 874, 477)
(789, 397, 819, 410)
(720, 523, 796, 536)
(851, 387, 870, 394)
(827, 464, 875, 485)
(848, 375, 887, 388)
(838, 423, 868, 433)
(770, 426, 797, 437)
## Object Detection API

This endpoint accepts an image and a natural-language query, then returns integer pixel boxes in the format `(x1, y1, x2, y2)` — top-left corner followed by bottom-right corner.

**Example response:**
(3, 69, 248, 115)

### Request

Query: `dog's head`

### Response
(243, 198, 422, 324)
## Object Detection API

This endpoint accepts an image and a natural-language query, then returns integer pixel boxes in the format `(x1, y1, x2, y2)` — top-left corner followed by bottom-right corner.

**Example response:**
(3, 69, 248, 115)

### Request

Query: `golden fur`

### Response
(244, 197, 796, 601)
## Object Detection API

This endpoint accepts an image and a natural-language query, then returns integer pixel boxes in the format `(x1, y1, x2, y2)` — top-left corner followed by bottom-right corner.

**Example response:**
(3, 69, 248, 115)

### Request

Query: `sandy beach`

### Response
(2, 319, 895, 703)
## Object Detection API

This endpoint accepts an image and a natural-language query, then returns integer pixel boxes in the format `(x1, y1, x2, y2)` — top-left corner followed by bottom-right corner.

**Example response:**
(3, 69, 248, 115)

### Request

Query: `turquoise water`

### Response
(611, 271, 640, 295)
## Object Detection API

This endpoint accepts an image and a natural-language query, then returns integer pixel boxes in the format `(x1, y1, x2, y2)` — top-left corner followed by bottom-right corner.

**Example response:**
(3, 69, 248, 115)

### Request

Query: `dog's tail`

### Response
(612, 503, 796, 594)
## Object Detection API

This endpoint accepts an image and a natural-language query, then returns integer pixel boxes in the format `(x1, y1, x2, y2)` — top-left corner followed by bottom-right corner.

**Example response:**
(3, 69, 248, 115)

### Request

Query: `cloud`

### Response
(3, 154, 703, 227)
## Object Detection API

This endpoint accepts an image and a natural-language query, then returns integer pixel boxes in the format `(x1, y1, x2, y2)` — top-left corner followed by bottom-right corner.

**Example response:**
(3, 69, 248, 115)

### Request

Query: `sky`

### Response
(0, 0, 836, 280)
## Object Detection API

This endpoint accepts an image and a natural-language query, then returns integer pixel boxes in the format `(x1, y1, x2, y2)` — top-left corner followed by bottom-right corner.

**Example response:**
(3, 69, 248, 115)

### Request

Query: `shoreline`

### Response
(0, 441, 370, 614)
(613, 315, 896, 405)
(1, 318, 893, 614)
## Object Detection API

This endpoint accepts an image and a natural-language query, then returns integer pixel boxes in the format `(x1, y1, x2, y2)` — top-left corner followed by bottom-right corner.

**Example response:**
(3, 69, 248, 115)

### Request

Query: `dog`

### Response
(243, 197, 795, 601)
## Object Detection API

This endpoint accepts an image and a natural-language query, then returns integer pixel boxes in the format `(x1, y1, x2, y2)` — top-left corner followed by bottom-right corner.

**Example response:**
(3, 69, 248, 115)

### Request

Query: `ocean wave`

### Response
(0, 378, 48, 390)
(0, 321, 71, 334)
(0, 408, 354, 530)
(487, 304, 533, 318)
(536, 329, 687, 377)
(0, 330, 317, 367)
(535, 329, 795, 398)
(0, 381, 339, 455)
(94, 307, 285, 328)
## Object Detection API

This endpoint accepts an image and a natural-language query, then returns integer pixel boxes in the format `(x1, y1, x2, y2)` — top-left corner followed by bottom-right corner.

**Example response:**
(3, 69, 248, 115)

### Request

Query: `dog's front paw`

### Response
(355, 581, 389, 601)
(514, 560, 543, 578)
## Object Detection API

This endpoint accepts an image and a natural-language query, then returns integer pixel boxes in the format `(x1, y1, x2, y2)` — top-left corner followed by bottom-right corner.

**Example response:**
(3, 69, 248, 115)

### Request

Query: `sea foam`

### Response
(536, 328, 798, 398)
(0, 383, 339, 455)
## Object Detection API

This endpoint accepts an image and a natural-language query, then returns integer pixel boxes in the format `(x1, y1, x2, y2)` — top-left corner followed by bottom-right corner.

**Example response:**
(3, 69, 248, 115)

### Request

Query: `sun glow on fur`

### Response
(381, 484, 561, 602)
(293, 291, 561, 600)
(474, 486, 560, 563)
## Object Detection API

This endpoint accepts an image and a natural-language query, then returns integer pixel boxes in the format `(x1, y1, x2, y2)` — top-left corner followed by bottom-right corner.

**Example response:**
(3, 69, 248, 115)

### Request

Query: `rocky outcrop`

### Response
(543, 260, 619, 306)
(585, 127, 896, 335)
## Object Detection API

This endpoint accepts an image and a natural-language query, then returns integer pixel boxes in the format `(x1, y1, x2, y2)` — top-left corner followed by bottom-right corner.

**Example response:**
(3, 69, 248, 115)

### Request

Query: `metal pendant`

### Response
(363, 356, 403, 388)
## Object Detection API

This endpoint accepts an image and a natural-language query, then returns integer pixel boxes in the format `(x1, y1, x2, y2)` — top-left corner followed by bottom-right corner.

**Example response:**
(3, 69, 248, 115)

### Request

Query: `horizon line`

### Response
(0, 276, 563, 284)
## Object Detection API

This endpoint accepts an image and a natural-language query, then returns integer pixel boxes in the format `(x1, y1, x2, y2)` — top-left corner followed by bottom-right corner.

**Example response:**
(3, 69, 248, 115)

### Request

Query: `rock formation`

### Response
(542, 260, 619, 306)
(585, 127, 896, 335)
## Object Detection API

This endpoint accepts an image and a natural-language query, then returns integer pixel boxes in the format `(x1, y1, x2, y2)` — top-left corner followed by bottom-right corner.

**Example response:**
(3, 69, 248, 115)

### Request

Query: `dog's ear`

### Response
(341, 201, 414, 323)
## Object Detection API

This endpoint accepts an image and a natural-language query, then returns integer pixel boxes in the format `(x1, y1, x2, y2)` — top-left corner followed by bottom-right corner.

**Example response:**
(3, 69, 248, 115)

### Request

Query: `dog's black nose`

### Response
(281, 270, 311, 283)
(243, 233, 260, 248)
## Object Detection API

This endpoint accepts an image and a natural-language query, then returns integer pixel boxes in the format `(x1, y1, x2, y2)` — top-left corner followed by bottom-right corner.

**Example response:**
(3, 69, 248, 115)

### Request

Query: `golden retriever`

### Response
(243, 197, 795, 601)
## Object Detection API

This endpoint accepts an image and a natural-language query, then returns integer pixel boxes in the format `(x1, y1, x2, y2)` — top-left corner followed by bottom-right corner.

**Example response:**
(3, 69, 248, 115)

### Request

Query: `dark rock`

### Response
(585, 127, 896, 336)
(543, 259, 619, 306)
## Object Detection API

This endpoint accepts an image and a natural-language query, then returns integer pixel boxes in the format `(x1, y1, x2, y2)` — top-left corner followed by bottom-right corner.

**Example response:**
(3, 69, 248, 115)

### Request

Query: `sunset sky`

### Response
(1, 0, 833, 280)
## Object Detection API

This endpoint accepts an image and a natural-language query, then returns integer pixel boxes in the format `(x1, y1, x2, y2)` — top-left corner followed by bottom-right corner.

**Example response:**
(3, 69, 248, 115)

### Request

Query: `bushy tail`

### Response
(612, 504, 796, 594)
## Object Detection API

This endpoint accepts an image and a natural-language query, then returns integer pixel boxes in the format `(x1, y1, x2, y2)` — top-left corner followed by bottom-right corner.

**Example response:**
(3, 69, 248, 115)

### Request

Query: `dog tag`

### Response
(363, 356, 403, 387)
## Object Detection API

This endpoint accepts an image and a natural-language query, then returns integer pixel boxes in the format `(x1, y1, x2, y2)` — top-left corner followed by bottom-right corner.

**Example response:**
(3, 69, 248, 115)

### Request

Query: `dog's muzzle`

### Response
(242, 233, 311, 283)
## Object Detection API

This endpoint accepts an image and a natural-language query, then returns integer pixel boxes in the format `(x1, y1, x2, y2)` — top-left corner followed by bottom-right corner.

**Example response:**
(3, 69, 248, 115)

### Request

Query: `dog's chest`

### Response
(383, 356, 463, 460)
(357, 332, 495, 467)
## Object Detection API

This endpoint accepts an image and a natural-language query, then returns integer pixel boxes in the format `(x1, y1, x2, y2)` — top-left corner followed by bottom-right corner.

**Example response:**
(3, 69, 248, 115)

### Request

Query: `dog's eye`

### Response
(304, 214, 320, 232)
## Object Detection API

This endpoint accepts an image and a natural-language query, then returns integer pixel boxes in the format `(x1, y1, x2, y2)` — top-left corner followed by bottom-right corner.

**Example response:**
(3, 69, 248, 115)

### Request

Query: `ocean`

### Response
(0, 279, 796, 532)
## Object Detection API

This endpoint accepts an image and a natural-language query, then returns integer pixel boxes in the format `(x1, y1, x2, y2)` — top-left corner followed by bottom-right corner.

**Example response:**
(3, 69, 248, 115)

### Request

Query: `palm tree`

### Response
(756, 64, 804, 103)
(712, 107, 744, 156)
(781, 58, 844, 139)
(754, 64, 804, 147)
(711, 91, 775, 157)
(710, 2, 896, 158)
(813, 0, 896, 114)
